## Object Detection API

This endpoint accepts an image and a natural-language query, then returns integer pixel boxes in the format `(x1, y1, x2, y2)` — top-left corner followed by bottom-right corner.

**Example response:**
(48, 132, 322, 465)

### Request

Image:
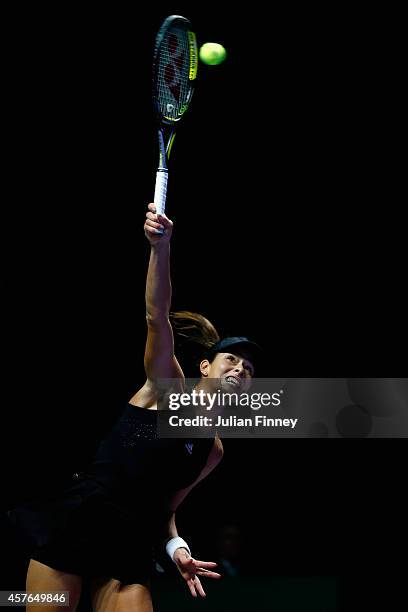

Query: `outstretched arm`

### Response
(130, 204, 183, 407)
(143, 203, 184, 381)
(144, 202, 172, 322)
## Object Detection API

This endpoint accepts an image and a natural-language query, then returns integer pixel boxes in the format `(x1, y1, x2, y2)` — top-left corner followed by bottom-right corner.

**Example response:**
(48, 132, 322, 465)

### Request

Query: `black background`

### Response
(2, 3, 406, 609)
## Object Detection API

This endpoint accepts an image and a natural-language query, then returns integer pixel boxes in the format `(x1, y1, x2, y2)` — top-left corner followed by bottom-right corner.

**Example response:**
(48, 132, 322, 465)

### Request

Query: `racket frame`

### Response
(152, 15, 197, 215)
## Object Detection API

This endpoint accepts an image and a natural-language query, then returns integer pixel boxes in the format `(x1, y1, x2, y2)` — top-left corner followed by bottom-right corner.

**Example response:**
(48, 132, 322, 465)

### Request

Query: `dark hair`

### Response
(169, 311, 220, 377)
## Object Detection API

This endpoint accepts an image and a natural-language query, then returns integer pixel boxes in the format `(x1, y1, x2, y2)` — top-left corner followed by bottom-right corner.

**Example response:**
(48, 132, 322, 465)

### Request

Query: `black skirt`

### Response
(8, 473, 159, 585)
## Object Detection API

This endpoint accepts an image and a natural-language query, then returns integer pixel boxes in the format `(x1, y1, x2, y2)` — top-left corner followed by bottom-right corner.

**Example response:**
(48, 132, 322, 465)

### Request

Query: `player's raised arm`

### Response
(143, 203, 184, 383)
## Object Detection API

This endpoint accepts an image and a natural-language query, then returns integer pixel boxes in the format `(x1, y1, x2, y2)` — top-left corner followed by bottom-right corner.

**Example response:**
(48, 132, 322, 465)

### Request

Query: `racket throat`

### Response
(166, 131, 176, 159)
(158, 130, 176, 167)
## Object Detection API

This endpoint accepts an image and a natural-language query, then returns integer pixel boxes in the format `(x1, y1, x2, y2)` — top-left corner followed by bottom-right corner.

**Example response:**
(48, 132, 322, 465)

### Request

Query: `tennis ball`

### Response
(199, 42, 227, 66)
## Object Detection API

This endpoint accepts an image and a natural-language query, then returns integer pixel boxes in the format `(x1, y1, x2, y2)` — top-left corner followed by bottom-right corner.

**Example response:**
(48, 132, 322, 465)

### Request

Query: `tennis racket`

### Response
(152, 15, 198, 217)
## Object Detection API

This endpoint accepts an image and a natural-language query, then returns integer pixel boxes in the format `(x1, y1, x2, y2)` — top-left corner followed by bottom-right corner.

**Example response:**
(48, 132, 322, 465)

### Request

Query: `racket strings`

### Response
(156, 26, 191, 120)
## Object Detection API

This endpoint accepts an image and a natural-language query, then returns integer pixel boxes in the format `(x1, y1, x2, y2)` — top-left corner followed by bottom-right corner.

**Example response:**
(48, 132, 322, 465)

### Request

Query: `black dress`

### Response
(8, 404, 214, 585)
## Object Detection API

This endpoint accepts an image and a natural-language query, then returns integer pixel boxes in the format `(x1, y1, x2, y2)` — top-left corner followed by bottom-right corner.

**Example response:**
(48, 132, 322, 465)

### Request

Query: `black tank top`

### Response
(86, 404, 214, 511)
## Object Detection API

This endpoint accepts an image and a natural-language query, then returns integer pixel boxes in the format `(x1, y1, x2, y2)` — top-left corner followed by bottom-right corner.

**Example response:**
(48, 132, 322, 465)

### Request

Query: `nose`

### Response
(233, 362, 245, 377)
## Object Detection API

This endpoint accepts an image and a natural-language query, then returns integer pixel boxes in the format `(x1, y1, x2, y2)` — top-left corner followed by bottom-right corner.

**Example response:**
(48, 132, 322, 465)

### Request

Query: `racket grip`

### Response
(154, 169, 168, 216)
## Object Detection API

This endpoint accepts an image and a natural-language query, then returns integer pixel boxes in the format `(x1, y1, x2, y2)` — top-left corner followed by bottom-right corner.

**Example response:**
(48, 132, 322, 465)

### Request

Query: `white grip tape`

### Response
(154, 170, 168, 216)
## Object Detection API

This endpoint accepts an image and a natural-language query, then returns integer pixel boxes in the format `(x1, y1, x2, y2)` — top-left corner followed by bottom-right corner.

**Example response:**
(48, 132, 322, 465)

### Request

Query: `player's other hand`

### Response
(173, 547, 221, 598)
(144, 203, 173, 246)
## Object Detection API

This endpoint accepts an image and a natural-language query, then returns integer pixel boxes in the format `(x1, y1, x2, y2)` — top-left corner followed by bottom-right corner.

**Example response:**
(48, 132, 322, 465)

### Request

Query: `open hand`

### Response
(173, 547, 221, 598)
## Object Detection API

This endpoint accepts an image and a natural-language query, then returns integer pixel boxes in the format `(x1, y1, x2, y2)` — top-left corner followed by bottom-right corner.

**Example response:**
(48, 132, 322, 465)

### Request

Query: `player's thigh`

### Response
(91, 577, 153, 612)
(26, 558, 82, 612)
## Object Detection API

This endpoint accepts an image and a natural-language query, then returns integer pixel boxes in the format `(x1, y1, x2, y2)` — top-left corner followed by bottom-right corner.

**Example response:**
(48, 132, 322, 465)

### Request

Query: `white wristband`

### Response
(166, 537, 191, 563)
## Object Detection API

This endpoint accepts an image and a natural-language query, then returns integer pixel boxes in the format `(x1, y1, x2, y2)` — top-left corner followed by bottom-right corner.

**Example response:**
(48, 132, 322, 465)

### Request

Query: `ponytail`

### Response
(169, 311, 220, 377)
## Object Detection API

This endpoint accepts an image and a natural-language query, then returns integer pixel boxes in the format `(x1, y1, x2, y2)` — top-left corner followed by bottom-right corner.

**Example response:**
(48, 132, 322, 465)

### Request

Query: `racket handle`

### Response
(154, 169, 168, 216)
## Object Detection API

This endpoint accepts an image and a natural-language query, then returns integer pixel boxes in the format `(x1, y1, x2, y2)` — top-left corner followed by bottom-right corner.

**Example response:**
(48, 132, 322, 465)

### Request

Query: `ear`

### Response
(199, 359, 210, 377)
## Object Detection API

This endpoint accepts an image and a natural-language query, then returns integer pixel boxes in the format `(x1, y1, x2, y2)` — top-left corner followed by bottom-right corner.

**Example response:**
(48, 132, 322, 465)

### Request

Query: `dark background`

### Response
(2, 4, 405, 610)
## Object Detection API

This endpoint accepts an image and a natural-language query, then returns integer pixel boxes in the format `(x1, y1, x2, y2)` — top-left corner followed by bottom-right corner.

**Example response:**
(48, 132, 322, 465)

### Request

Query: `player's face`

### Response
(203, 352, 254, 392)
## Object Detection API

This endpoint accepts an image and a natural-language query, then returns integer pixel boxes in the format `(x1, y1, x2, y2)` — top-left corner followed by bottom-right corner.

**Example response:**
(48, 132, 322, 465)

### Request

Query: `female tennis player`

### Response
(12, 203, 260, 612)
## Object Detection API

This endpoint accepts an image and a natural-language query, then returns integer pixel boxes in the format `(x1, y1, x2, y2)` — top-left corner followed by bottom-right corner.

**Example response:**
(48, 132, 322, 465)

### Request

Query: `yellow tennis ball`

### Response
(199, 42, 227, 66)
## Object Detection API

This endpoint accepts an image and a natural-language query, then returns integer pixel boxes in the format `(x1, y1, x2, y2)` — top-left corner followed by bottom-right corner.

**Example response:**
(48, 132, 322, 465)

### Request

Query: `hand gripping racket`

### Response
(152, 15, 198, 216)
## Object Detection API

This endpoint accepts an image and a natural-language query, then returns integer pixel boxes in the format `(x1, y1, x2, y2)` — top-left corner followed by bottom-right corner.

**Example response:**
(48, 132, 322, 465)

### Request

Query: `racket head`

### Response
(153, 15, 198, 127)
